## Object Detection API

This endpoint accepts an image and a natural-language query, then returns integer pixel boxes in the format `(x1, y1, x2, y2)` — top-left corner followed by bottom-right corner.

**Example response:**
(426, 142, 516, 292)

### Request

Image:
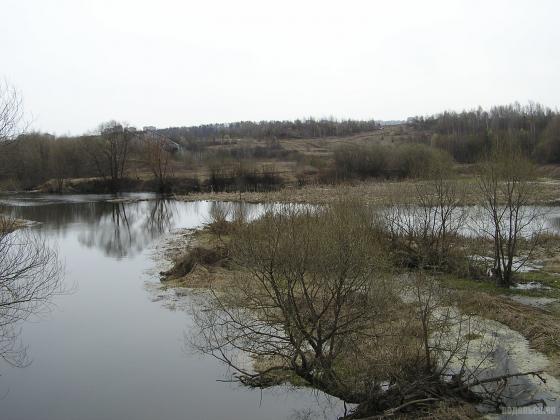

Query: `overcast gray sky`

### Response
(3, 0, 559, 135)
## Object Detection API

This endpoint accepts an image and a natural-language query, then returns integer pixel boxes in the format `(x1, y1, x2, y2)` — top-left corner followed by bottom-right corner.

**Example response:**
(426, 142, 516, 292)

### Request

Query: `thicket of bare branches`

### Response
(384, 169, 469, 274)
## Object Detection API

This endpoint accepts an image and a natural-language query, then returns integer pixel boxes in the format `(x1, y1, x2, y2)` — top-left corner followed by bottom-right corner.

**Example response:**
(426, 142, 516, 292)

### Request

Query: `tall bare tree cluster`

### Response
(411, 102, 559, 163)
(159, 117, 379, 143)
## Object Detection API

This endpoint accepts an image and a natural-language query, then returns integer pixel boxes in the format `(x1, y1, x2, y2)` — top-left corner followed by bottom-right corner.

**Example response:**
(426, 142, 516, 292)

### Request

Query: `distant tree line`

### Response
(3, 103, 560, 193)
(159, 118, 380, 143)
(0, 118, 381, 192)
(408, 102, 560, 163)
(0, 127, 287, 193)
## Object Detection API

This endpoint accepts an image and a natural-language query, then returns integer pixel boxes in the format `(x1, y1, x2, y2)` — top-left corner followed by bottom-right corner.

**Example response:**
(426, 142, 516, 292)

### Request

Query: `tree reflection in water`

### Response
(0, 217, 63, 370)
(0, 198, 178, 371)
(78, 199, 178, 258)
(0, 196, 181, 259)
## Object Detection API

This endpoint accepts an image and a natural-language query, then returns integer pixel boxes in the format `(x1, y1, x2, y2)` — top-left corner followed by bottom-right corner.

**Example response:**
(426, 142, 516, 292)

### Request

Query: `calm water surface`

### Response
(0, 194, 342, 420)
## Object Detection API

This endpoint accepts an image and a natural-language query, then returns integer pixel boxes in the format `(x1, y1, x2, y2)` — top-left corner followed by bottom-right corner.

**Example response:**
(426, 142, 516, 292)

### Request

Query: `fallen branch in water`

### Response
(382, 397, 439, 416)
(346, 370, 548, 419)
(456, 370, 546, 391)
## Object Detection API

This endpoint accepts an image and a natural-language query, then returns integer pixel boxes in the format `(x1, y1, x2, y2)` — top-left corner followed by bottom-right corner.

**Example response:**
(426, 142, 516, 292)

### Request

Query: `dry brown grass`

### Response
(0, 216, 28, 233)
(161, 227, 236, 289)
(457, 290, 560, 361)
(176, 177, 560, 206)
(162, 265, 234, 289)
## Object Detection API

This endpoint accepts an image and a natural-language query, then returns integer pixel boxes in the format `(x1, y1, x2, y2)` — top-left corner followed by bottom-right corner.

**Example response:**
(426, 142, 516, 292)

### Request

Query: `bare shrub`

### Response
(384, 171, 469, 273)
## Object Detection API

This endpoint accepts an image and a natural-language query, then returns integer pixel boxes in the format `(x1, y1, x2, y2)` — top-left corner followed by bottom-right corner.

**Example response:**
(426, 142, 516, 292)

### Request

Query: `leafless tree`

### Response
(143, 133, 172, 192)
(0, 82, 63, 368)
(0, 80, 26, 144)
(48, 139, 73, 192)
(0, 218, 63, 368)
(83, 121, 131, 192)
(475, 146, 542, 287)
(190, 201, 393, 403)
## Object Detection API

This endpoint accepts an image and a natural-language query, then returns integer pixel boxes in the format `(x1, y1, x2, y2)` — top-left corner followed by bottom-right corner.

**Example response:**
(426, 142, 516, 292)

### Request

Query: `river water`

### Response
(0, 194, 343, 420)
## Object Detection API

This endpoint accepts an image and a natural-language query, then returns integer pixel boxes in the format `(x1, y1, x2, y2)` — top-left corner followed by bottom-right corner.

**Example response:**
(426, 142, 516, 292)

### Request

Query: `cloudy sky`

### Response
(3, 0, 559, 135)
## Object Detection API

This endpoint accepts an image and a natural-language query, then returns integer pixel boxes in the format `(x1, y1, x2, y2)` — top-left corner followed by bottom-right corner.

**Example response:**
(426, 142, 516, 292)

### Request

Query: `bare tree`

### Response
(0, 218, 63, 368)
(187, 200, 544, 417)
(191, 201, 393, 403)
(83, 121, 131, 192)
(143, 133, 172, 192)
(48, 138, 73, 192)
(0, 80, 26, 144)
(475, 146, 541, 287)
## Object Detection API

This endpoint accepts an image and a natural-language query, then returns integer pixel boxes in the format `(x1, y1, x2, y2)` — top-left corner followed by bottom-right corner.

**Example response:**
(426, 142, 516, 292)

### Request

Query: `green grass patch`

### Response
(438, 274, 500, 293)
(516, 271, 560, 288)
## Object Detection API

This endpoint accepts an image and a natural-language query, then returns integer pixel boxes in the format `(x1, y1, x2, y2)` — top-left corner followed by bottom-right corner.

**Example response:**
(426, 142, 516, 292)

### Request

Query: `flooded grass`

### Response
(177, 177, 560, 206)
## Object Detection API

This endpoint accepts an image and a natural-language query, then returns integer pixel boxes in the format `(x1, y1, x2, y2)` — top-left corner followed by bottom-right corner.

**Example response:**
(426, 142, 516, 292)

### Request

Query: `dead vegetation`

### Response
(0, 216, 29, 233)
(160, 229, 232, 289)
(457, 291, 560, 361)
(160, 202, 253, 288)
